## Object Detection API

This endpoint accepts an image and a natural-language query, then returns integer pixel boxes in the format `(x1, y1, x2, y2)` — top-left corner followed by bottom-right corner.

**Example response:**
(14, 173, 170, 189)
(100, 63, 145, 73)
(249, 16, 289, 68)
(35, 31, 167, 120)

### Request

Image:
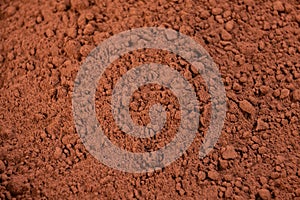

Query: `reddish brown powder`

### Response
(0, 0, 300, 199)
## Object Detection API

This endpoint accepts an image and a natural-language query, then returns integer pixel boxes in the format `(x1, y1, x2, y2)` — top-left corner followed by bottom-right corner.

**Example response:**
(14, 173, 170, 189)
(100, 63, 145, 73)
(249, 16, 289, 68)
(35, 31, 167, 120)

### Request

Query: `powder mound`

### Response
(70, 0, 89, 10)
(207, 170, 220, 180)
(220, 29, 232, 41)
(258, 189, 271, 200)
(7, 176, 29, 196)
(6, 6, 17, 17)
(273, 1, 285, 12)
(292, 89, 300, 101)
(0, 0, 299, 198)
(256, 118, 269, 131)
(222, 145, 238, 160)
(225, 20, 234, 32)
(53, 147, 63, 159)
(64, 40, 81, 59)
(239, 100, 255, 115)
(280, 88, 290, 99)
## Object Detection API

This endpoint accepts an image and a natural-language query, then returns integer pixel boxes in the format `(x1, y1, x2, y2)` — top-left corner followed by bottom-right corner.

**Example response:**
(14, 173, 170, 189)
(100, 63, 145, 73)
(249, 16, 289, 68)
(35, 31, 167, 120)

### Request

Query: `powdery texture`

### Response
(0, 0, 300, 199)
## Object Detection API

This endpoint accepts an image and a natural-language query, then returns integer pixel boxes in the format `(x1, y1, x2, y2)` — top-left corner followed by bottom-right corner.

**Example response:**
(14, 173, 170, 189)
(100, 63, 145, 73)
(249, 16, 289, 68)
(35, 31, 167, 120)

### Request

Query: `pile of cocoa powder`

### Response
(0, 0, 300, 199)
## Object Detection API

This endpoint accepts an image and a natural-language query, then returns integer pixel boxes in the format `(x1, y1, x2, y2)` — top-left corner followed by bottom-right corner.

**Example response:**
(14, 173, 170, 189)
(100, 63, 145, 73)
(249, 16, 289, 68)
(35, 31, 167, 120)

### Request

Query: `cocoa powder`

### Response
(0, 0, 300, 199)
